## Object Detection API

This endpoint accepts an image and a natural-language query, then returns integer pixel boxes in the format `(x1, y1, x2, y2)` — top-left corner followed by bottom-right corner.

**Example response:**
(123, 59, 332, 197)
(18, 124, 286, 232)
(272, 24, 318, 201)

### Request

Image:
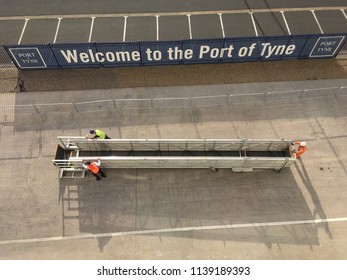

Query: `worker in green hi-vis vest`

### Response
(87, 129, 111, 139)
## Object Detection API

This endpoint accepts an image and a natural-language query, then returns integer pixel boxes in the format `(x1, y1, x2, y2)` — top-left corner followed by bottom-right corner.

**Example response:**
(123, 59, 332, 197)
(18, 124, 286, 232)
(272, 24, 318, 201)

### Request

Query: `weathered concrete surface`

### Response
(0, 79, 346, 259)
(17, 59, 347, 92)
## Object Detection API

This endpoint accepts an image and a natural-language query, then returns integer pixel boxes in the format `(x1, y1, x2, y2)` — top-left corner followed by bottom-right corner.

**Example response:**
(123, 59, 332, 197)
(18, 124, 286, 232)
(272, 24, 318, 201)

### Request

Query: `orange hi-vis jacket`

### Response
(88, 162, 100, 174)
(295, 141, 307, 158)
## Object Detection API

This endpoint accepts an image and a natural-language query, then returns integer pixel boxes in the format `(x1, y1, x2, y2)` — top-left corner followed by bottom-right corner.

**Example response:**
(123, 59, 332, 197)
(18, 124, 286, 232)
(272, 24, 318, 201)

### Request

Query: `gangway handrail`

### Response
(59, 136, 86, 149)
(57, 137, 293, 151)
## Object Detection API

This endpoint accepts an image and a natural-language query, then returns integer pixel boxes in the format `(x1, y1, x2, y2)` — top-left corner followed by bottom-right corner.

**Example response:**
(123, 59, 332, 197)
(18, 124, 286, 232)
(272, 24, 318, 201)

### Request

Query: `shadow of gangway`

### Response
(59, 167, 327, 252)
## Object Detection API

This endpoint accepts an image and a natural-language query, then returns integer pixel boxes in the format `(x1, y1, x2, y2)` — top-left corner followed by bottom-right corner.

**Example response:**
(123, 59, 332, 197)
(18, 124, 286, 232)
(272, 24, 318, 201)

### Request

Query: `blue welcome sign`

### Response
(5, 34, 346, 70)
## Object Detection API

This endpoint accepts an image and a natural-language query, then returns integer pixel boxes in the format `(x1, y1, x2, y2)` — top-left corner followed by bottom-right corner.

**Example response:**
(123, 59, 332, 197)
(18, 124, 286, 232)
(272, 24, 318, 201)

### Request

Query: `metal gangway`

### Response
(53, 137, 296, 178)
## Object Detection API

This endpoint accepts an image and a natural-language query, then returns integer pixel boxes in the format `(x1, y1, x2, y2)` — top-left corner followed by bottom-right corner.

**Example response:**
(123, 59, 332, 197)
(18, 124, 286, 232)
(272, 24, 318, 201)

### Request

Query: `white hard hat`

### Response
(300, 141, 307, 147)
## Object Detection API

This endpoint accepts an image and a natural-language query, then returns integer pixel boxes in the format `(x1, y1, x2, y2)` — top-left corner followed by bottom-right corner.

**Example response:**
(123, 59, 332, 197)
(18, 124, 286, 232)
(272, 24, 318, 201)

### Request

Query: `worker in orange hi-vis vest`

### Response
(82, 159, 106, 180)
(292, 141, 307, 159)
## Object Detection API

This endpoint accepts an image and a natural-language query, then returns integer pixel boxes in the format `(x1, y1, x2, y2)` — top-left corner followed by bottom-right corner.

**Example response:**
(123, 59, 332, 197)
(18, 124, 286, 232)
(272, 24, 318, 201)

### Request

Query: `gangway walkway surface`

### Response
(53, 137, 296, 177)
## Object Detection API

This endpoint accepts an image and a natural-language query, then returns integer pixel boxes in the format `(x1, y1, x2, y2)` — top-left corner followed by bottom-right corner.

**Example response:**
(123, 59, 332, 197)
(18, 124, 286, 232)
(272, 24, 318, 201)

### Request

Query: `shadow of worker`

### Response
(294, 158, 333, 239)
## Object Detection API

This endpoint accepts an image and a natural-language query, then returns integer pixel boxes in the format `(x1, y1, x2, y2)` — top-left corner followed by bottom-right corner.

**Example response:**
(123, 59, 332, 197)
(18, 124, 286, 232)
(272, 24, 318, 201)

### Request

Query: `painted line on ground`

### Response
(1, 217, 347, 246)
(155, 15, 159, 41)
(249, 12, 258, 37)
(18, 18, 29, 45)
(341, 9, 347, 20)
(53, 18, 62, 43)
(218, 13, 225, 38)
(1, 6, 347, 21)
(88, 17, 95, 43)
(187, 14, 192, 39)
(123, 16, 128, 42)
(311, 10, 324, 34)
(280, 11, 291, 35)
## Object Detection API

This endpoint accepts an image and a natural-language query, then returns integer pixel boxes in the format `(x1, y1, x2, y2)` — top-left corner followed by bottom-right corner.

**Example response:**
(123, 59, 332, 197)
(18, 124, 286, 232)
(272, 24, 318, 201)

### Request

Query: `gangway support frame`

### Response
(53, 137, 296, 178)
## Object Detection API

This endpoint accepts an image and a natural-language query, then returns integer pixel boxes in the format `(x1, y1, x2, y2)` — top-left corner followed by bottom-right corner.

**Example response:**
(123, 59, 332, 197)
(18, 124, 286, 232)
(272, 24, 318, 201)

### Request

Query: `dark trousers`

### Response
(92, 169, 107, 180)
(105, 135, 111, 139)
